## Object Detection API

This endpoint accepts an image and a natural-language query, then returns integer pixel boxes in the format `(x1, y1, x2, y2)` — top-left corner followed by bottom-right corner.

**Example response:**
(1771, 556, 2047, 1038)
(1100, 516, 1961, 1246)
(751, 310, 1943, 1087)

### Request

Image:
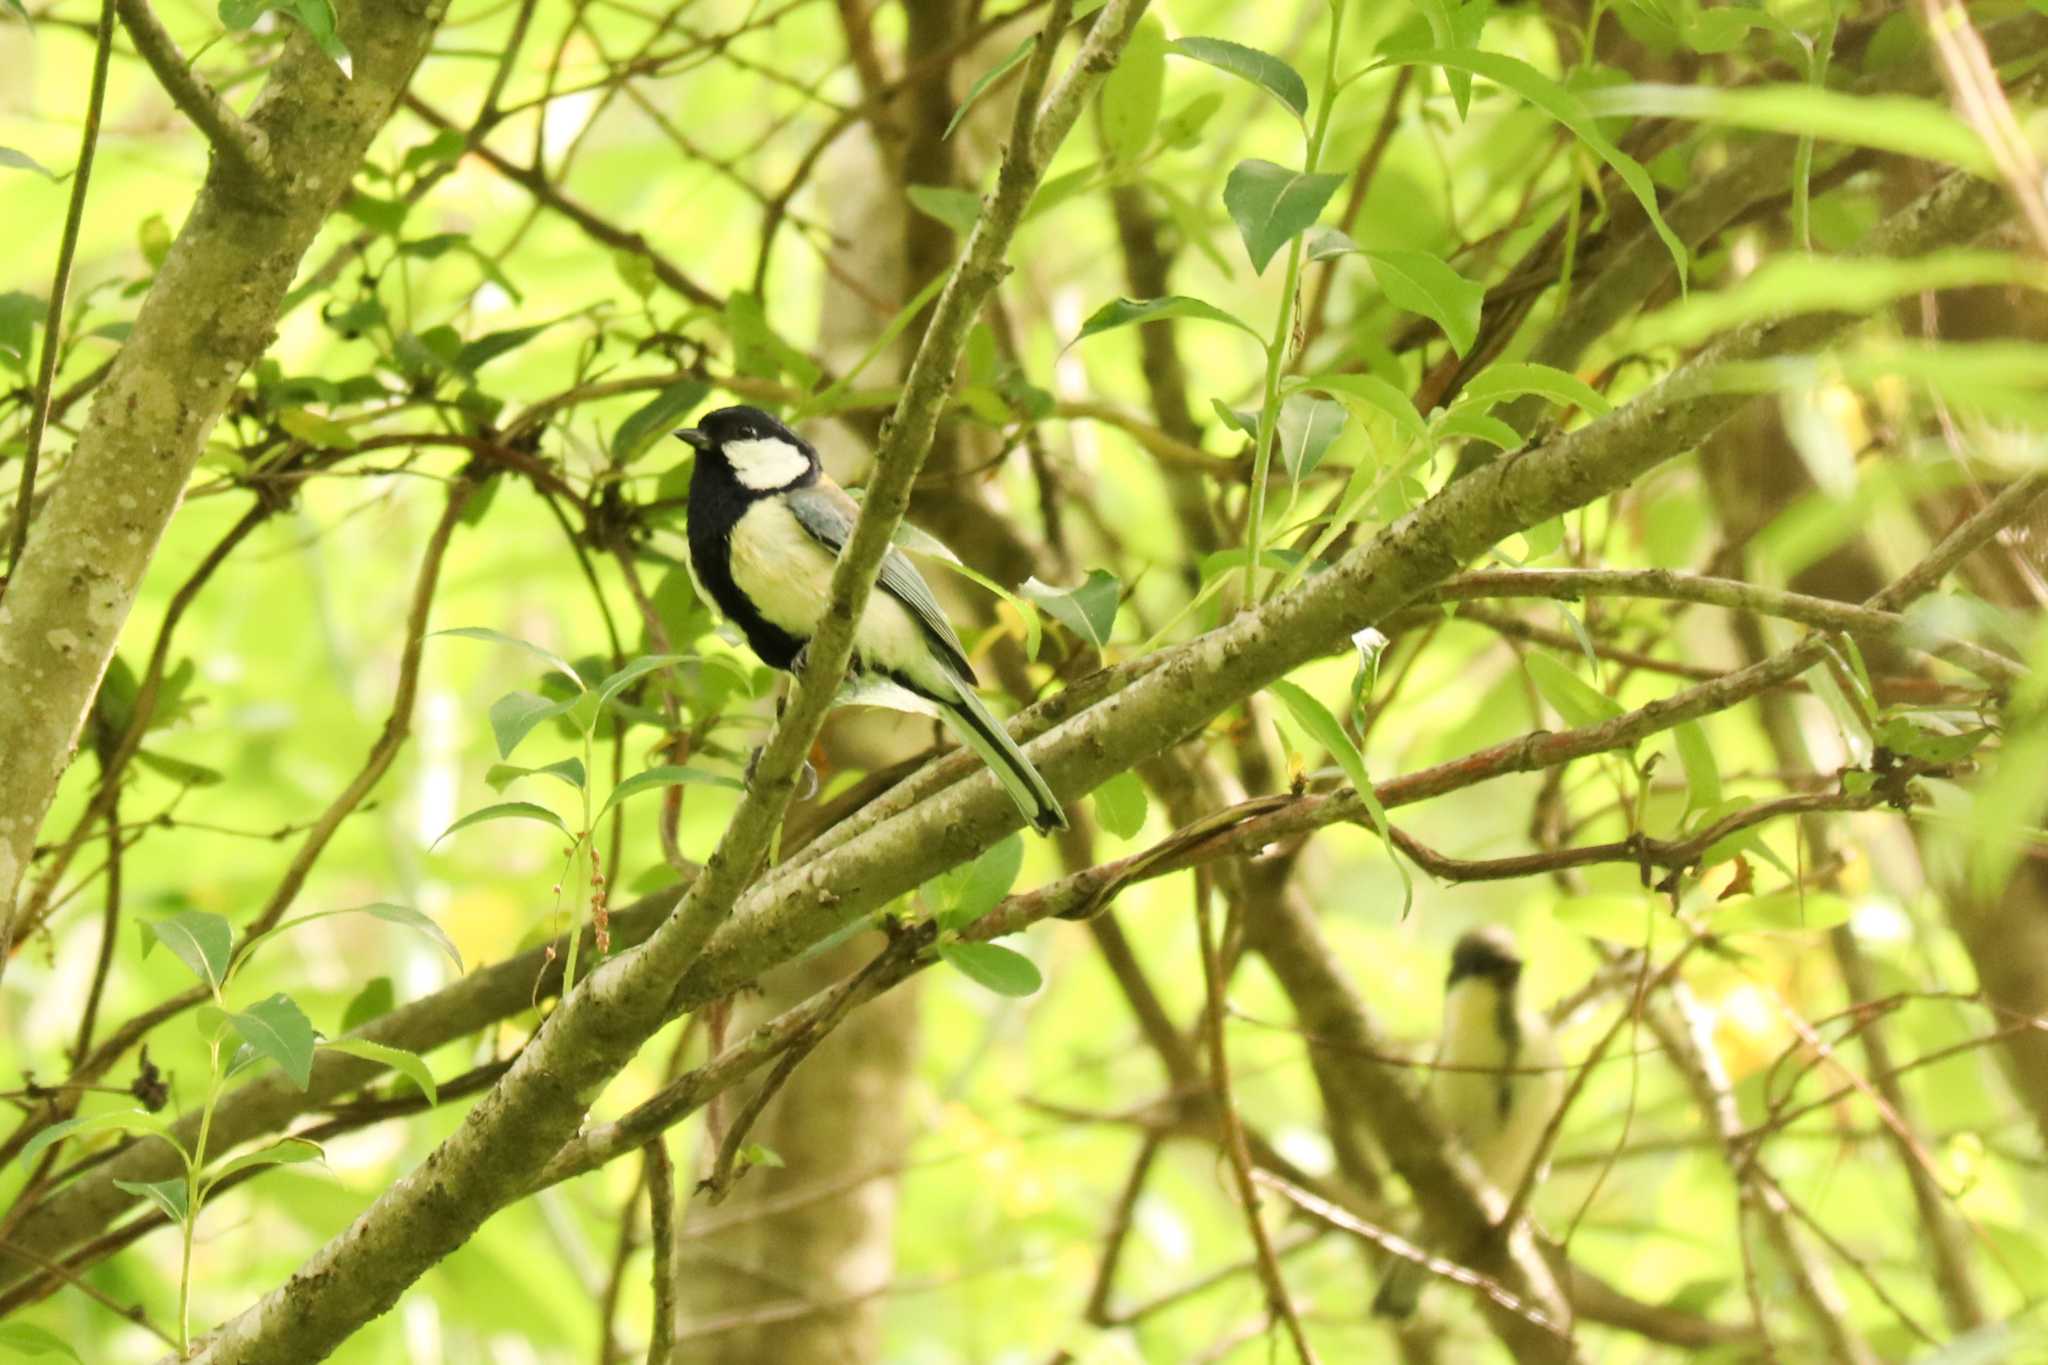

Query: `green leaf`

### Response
(944, 22, 1045, 140)
(1092, 770, 1148, 840)
(1268, 678, 1412, 915)
(1304, 225, 1361, 261)
(0, 146, 55, 179)
(1166, 36, 1309, 120)
(594, 653, 690, 712)
(434, 627, 586, 691)
(1022, 569, 1120, 650)
(1875, 717, 1992, 764)
(111, 1177, 190, 1225)
(324, 1039, 439, 1104)
(737, 1142, 785, 1170)
(277, 407, 357, 450)
(455, 323, 550, 375)
(134, 748, 224, 787)
(485, 757, 587, 794)
(1224, 159, 1344, 275)
(137, 214, 172, 268)
(1524, 653, 1624, 728)
(1098, 16, 1166, 164)
(0, 1323, 82, 1361)
(1277, 394, 1347, 482)
(906, 184, 983, 236)
(16, 1109, 176, 1169)
(230, 993, 318, 1090)
(1072, 295, 1263, 346)
(1458, 361, 1613, 417)
(939, 941, 1043, 997)
(0, 291, 41, 371)
(1585, 84, 1997, 178)
(1294, 373, 1426, 444)
(487, 689, 580, 760)
(434, 801, 572, 847)
(1673, 720, 1721, 812)
(612, 380, 709, 464)
(204, 1136, 324, 1192)
(597, 764, 743, 819)
(1157, 91, 1224, 149)
(139, 911, 233, 992)
(938, 835, 1026, 932)
(1365, 249, 1484, 356)
(287, 0, 347, 62)
(1384, 49, 1686, 287)
(235, 901, 463, 974)
(1435, 407, 1522, 450)
(340, 977, 395, 1032)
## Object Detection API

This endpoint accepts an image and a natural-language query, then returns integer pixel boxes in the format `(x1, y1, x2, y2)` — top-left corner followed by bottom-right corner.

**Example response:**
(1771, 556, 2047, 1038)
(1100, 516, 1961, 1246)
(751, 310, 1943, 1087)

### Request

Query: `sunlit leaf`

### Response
(937, 834, 1026, 932)
(230, 993, 318, 1090)
(433, 801, 572, 847)
(204, 1137, 324, 1192)
(1459, 361, 1613, 416)
(598, 764, 743, 819)
(1072, 295, 1263, 346)
(0, 1323, 82, 1361)
(1366, 249, 1484, 356)
(16, 1110, 177, 1169)
(487, 690, 580, 760)
(1524, 652, 1623, 728)
(939, 941, 1043, 996)
(1022, 570, 1120, 650)
(1166, 36, 1309, 120)
(434, 628, 585, 691)
(111, 1176, 190, 1225)
(1294, 373, 1426, 444)
(1092, 770, 1148, 839)
(1098, 17, 1166, 164)
(1223, 159, 1344, 275)
(906, 184, 983, 236)
(324, 1039, 438, 1104)
(139, 911, 233, 993)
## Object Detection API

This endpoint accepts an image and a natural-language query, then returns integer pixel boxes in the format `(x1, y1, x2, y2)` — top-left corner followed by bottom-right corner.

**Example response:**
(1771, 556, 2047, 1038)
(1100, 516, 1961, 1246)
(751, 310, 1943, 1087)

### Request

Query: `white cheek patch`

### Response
(724, 436, 811, 490)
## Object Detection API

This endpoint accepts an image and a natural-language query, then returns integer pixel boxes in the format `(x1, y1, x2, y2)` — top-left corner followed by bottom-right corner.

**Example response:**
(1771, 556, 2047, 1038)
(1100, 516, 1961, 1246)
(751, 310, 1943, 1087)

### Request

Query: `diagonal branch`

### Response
(113, 0, 271, 189)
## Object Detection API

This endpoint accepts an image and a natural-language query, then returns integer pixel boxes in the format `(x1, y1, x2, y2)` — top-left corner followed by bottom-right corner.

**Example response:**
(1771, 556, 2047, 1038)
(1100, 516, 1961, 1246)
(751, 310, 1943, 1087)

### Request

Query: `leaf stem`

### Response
(1241, 0, 1349, 609)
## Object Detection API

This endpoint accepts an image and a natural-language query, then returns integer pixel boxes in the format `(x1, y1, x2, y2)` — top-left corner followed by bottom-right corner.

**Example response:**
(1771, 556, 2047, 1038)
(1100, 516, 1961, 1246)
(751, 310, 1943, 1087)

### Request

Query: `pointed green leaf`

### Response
(598, 764, 744, 820)
(203, 1137, 324, 1192)
(1673, 720, 1721, 812)
(1268, 677, 1413, 914)
(1585, 84, 1996, 178)
(938, 835, 1026, 932)
(1435, 408, 1523, 450)
(433, 801, 571, 847)
(1294, 373, 1426, 444)
(0, 147, 56, 179)
(1524, 653, 1624, 728)
(138, 911, 233, 992)
(487, 689, 579, 760)
(947, 35, 1034, 139)
(594, 653, 690, 712)
(1098, 16, 1166, 164)
(433, 627, 585, 691)
(1092, 770, 1148, 839)
(612, 380, 709, 464)
(1022, 570, 1120, 650)
(1365, 249, 1485, 356)
(1459, 361, 1613, 416)
(454, 323, 551, 375)
(111, 1176, 190, 1224)
(1304, 226, 1362, 261)
(324, 1038, 439, 1104)
(17, 1110, 177, 1169)
(939, 941, 1044, 997)
(340, 976, 396, 1032)
(1072, 296, 1262, 346)
(485, 757, 587, 794)
(1224, 160, 1344, 275)
(233, 901, 463, 974)
(907, 184, 983, 236)
(230, 994, 318, 1090)
(1166, 36, 1309, 120)
(1277, 394, 1347, 482)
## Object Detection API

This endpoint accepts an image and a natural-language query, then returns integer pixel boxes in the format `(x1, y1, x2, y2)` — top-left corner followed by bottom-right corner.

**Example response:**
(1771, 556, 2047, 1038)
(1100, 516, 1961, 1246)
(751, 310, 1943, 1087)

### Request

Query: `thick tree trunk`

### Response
(0, 0, 447, 974)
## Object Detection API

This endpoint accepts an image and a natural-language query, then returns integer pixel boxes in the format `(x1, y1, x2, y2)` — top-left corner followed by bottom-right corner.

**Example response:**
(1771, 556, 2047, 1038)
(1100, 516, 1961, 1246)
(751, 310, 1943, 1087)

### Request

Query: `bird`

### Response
(1372, 925, 1565, 1317)
(674, 404, 1067, 833)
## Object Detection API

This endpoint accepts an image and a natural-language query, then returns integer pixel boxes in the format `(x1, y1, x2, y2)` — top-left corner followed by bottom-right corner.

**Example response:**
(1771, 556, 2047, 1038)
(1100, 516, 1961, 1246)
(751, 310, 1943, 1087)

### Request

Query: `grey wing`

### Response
(784, 481, 977, 683)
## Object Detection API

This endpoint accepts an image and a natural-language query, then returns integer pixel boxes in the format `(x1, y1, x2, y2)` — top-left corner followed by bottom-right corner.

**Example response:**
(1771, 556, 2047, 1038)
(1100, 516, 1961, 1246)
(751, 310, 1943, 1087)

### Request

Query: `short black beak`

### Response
(675, 429, 711, 451)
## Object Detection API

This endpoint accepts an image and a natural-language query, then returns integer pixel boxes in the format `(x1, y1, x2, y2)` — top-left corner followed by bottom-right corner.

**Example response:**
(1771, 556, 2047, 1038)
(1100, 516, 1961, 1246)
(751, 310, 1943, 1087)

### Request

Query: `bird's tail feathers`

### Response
(936, 673, 1066, 833)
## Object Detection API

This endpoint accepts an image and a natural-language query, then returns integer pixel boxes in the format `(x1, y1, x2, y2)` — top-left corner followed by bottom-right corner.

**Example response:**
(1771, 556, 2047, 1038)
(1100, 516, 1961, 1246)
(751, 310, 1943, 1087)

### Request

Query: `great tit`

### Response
(1372, 925, 1564, 1317)
(675, 405, 1067, 833)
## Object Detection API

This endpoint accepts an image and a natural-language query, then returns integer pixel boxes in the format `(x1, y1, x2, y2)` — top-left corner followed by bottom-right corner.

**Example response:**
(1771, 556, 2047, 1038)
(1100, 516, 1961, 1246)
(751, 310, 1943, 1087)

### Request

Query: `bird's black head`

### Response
(675, 405, 819, 493)
(1447, 926, 1523, 991)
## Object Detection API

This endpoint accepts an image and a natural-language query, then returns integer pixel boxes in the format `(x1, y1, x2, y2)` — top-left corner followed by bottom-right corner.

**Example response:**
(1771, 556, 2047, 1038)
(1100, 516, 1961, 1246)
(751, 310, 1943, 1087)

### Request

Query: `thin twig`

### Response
(112, 0, 270, 188)
(4, 0, 114, 590)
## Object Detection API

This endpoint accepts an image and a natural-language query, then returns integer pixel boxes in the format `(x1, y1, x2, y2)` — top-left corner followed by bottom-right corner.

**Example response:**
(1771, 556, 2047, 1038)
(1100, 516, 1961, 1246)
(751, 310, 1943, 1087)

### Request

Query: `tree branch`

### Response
(113, 0, 272, 189)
